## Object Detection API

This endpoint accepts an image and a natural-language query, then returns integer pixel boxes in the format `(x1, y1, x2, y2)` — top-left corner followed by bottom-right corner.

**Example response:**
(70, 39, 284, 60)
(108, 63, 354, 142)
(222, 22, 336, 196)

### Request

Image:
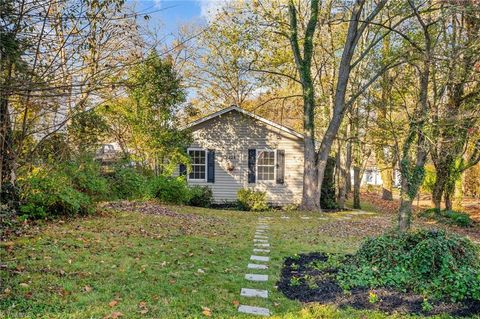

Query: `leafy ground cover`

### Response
(0, 201, 478, 318)
(278, 252, 480, 317)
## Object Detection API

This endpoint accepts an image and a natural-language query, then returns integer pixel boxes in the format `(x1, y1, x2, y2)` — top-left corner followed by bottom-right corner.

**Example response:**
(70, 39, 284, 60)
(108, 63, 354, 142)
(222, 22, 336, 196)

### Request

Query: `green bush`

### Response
(420, 208, 473, 227)
(149, 176, 190, 204)
(443, 210, 473, 227)
(62, 158, 109, 201)
(237, 188, 269, 211)
(109, 166, 147, 200)
(188, 185, 213, 207)
(20, 171, 94, 219)
(337, 230, 480, 302)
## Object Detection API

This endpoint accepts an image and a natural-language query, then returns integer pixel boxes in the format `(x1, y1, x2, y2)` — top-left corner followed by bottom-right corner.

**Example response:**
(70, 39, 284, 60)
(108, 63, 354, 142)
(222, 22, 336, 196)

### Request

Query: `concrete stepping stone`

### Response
(245, 274, 268, 281)
(318, 217, 328, 220)
(281, 216, 290, 219)
(253, 248, 270, 253)
(257, 225, 269, 229)
(248, 263, 268, 269)
(251, 255, 269, 262)
(255, 235, 268, 239)
(240, 288, 268, 298)
(255, 230, 267, 234)
(254, 243, 270, 247)
(254, 239, 268, 243)
(238, 305, 270, 316)
(300, 216, 311, 219)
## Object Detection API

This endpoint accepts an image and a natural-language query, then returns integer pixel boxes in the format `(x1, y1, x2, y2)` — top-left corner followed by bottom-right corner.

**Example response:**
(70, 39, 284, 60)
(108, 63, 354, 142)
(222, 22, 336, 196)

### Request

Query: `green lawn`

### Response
(0, 203, 470, 318)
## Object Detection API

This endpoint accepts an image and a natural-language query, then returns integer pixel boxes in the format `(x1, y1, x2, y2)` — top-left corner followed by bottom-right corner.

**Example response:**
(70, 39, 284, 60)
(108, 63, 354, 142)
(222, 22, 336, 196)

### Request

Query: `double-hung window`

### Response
(188, 149, 206, 180)
(257, 150, 275, 181)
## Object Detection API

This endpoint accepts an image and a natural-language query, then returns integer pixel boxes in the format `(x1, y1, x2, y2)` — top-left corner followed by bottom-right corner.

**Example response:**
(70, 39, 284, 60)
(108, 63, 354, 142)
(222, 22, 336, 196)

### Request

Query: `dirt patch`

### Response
(277, 252, 480, 317)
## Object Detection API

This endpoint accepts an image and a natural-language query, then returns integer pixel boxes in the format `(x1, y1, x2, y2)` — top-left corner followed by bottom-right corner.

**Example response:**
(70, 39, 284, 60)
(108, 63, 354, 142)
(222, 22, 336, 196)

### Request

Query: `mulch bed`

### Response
(277, 252, 480, 317)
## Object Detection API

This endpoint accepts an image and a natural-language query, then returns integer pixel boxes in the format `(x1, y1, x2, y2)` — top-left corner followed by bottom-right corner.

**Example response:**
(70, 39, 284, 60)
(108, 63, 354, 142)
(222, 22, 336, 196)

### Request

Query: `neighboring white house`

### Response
(178, 106, 305, 205)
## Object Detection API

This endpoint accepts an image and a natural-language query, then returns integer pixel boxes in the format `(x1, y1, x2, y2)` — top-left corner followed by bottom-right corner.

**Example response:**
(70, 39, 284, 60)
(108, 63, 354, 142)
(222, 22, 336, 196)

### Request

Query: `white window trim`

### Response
(187, 148, 207, 181)
(256, 149, 276, 182)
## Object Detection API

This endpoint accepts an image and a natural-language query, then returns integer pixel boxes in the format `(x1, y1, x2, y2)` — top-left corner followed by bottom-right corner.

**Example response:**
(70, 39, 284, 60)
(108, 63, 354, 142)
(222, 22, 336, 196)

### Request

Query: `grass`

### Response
(0, 203, 473, 318)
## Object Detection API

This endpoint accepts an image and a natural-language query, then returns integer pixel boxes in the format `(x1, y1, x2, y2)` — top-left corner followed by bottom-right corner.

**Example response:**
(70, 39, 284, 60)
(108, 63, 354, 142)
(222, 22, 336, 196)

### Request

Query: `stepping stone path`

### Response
(237, 217, 272, 317)
(238, 305, 270, 316)
(245, 274, 268, 281)
(253, 248, 270, 253)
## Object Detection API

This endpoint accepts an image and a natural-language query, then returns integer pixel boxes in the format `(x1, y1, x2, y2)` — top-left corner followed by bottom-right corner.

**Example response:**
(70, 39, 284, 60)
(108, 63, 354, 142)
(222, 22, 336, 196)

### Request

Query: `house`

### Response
(178, 106, 305, 205)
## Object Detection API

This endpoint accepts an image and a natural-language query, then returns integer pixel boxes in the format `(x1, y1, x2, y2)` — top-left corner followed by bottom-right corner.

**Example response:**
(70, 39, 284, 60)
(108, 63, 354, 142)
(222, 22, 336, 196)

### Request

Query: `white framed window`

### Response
(188, 148, 207, 180)
(257, 150, 276, 181)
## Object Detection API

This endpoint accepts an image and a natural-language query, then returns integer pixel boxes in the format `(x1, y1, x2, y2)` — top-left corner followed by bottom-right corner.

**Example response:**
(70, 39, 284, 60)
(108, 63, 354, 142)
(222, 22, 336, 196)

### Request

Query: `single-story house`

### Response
(177, 106, 305, 205)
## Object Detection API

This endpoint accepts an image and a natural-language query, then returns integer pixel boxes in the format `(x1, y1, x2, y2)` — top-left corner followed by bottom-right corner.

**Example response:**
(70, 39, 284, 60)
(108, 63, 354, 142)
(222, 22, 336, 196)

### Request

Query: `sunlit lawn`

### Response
(0, 203, 469, 318)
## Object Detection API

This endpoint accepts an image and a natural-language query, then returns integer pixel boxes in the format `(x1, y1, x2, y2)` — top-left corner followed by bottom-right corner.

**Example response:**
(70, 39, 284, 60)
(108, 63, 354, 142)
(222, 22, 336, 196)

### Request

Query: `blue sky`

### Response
(131, 1, 226, 40)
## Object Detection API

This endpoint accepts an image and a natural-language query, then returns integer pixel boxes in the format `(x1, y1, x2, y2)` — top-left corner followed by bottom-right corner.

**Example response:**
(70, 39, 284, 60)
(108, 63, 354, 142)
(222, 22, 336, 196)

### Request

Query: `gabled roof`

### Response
(183, 105, 304, 139)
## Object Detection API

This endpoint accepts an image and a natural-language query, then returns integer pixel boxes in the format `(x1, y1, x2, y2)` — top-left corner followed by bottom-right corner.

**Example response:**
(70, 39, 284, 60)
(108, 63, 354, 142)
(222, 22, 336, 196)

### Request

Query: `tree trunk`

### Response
(432, 173, 446, 211)
(377, 155, 394, 200)
(444, 192, 452, 211)
(345, 131, 352, 196)
(398, 196, 413, 232)
(337, 129, 349, 209)
(0, 61, 18, 205)
(453, 173, 463, 210)
(288, 0, 320, 211)
(316, 0, 372, 207)
(302, 134, 319, 210)
(353, 166, 361, 209)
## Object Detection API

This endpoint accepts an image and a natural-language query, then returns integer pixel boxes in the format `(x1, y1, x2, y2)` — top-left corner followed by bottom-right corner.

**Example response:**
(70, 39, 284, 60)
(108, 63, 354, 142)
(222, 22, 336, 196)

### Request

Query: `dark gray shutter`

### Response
(179, 163, 187, 176)
(179, 147, 188, 176)
(276, 150, 285, 184)
(207, 149, 215, 183)
(248, 149, 256, 183)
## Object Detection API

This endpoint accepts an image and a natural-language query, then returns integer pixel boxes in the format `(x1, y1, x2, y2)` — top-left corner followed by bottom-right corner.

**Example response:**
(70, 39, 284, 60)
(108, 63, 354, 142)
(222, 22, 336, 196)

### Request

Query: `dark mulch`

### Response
(277, 252, 480, 317)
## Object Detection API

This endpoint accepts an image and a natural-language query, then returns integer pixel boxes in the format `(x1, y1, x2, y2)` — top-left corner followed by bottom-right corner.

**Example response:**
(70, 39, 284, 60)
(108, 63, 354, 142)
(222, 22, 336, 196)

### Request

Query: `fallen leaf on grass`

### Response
(202, 307, 212, 317)
(83, 285, 92, 293)
(19, 283, 29, 288)
(104, 312, 123, 319)
(138, 301, 148, 314)
(232, 300, 240, 306)
(109, 300, 118, 308)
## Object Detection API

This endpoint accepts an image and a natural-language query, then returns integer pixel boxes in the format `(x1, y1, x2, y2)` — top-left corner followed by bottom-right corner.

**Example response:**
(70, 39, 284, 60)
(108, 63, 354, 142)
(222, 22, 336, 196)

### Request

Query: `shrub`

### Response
(20, 171, 94, 218)
(62, 158, 109, 201)
(237, 188, 269, 211)
(443, 210, 473, 227)
(420, 208, 473, 227)
(109, 166, 147, 200)
(337, 230, 480, 302)
(149, 176, 190, 204)
(188, 185, 213, 207)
